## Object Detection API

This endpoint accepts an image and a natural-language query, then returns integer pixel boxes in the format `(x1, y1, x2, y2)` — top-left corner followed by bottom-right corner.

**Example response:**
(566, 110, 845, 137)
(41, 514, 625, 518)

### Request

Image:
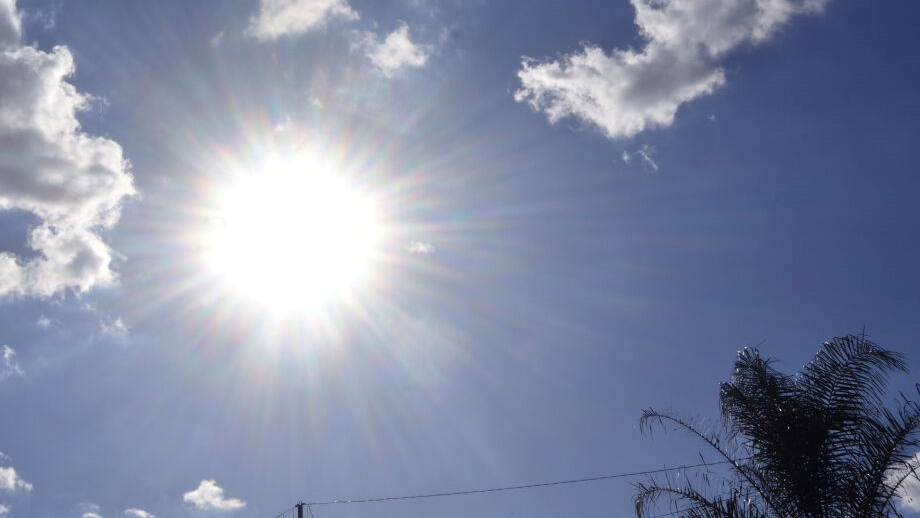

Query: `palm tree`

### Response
(635, 333, 920, 518)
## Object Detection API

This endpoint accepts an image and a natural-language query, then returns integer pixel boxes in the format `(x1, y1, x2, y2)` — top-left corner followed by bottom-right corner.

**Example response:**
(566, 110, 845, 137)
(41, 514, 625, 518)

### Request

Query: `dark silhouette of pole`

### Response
(296, 503, 304, 518)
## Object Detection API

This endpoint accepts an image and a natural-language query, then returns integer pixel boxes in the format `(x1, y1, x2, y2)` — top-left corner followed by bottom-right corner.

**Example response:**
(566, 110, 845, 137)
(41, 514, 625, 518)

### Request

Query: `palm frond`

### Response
(635, 334, 920, 518)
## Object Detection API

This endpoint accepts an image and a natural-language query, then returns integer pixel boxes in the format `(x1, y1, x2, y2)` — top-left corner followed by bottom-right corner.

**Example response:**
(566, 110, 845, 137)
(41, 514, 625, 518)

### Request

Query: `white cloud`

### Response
(358, 23, 432, 76)
(0, 463, 22, 518)
(1, 345, 22, 380)
(515, 0, 829, 139)
(890, 452, 920, 512)
(407, 241, 436, 254)
(183, 480, 246, 511)
(83, 513, 102, 518)
(246, 0, 358, 40)
(0, 0, 136, 298)
(0, 465, 31, 492)
(125, 508, 154, 518)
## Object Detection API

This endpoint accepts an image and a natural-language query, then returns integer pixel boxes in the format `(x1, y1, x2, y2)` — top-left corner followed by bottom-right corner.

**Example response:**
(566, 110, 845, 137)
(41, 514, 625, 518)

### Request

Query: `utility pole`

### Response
(295, 502, 305, 518)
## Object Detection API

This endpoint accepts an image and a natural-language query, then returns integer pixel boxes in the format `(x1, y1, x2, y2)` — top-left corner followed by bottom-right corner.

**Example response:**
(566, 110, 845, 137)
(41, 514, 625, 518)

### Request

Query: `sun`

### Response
(203, 153, 385, 312)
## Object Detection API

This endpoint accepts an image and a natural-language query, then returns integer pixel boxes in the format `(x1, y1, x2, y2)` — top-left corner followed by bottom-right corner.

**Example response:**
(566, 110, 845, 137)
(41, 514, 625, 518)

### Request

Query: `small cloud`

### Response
(100, 317, 128, 335)
(0, 465, 32, 492)
(358, 22, 432, 76)
(125, 508, 155, 518)
(708, 113, 717, 122)
(0, 346, 22, 380)
(83, 513, 102, 518)
(183, 480, 246, 511)
(36, 314, 51, 328)
(515, 0, 829, 139)
(0, 453, 27, 518)
(246, 0, 358, 40)
(623, 145, 659, 172)
(407, 241, 436, 255)
(210, 30, 225, 47)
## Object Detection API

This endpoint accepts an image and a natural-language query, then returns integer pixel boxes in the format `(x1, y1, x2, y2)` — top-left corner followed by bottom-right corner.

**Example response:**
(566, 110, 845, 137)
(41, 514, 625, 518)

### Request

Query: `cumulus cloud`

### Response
(183, 480, 246, 511)
(357, 23, 432, 76)
(246, 0, 358, 40)
(0, 345, 22, 380)
(125, 508, 154, 518)
(515, 0, 829, 139)
(83, 513, 102, 518)
(0, 465, 31, 492)
(0, 0, 136, 297)
(0, 504, 7, 516)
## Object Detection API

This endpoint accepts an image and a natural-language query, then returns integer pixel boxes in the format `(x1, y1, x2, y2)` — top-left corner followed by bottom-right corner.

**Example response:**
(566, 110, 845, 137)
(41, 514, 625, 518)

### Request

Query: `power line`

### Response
(299, 459, 734, 507)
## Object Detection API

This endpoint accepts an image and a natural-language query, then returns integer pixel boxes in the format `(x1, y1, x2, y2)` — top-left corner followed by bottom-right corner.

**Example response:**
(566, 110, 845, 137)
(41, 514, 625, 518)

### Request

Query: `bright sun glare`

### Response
(204, 154, 384, 312)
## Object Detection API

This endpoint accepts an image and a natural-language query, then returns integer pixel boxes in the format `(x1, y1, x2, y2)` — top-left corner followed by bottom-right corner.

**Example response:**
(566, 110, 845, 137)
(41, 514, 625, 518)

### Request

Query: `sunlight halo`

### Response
(202, 153, 385, 313)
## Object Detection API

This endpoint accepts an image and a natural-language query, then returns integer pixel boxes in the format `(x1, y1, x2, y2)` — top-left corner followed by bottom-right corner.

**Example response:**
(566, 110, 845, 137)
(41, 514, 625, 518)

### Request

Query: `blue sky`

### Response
(1, 0, 919, 517)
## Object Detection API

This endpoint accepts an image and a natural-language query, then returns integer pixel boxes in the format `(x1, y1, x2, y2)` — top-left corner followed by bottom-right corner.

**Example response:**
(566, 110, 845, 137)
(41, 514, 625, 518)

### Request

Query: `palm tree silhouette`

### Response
(636, 333, 920, 518)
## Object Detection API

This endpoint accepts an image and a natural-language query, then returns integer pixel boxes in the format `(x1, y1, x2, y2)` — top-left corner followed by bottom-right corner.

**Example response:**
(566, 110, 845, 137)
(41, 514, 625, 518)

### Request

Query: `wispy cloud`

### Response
(23, 3, 58, 30)
(0, 345, 22, 380)
(183, 480, 246, 511)
(125, 508, 155, 518)
(622, 144, 659, 172)
(356, 22, 432, 76)
(246, 0, 358, 40)
(0, 1, 136, 298)
(515, 0, 829, 139)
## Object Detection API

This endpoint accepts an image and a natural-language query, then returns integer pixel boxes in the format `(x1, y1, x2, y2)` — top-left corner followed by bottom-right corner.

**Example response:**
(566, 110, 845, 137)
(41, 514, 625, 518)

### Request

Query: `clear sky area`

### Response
(1, 0, 919, 517)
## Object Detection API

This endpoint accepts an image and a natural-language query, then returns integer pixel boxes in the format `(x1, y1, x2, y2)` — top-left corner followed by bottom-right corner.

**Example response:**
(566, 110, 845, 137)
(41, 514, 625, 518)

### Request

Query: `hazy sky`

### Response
(1, 0, 919, 517)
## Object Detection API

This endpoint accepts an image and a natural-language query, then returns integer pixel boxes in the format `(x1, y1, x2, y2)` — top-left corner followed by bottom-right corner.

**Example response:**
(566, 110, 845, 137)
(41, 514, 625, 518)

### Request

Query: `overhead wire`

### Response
(274, 459, 734, 512)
